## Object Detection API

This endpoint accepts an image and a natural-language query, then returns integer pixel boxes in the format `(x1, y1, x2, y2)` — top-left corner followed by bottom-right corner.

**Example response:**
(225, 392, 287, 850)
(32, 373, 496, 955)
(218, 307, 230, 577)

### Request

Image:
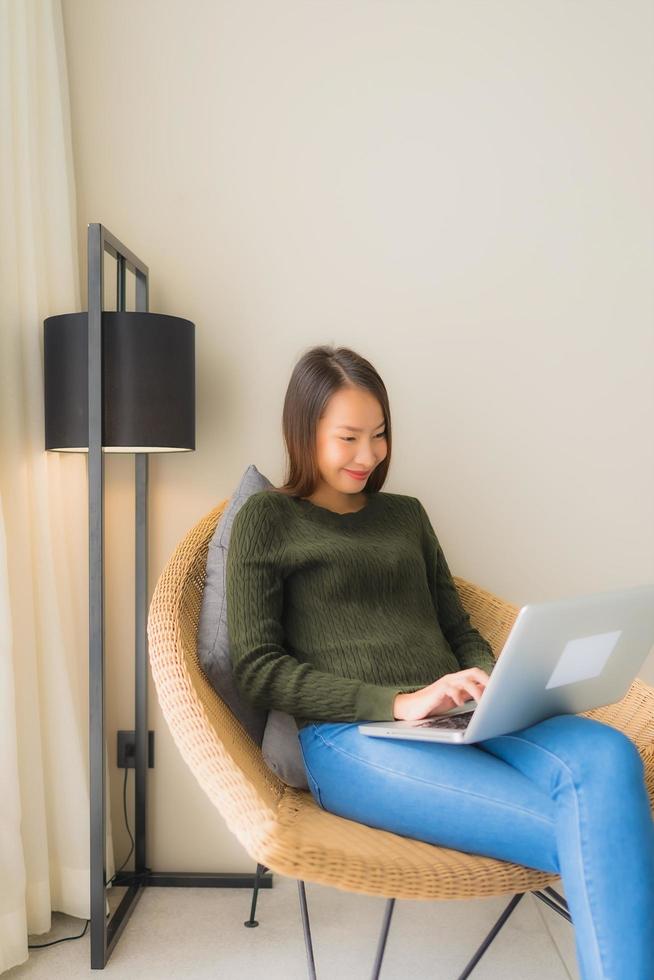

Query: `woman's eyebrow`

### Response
(334, 421, 385, 432)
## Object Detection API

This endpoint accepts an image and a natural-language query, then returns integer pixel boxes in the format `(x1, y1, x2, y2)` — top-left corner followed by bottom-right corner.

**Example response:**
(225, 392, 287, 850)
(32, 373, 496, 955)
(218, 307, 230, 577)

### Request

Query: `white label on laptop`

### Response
(545, 630, 622, 689)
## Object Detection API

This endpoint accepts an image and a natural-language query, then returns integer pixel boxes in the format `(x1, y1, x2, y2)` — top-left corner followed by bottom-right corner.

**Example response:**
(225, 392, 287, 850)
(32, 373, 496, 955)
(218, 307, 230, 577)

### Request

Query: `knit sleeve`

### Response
(225, 493, 405, 722)
(414, 498, 496, 675)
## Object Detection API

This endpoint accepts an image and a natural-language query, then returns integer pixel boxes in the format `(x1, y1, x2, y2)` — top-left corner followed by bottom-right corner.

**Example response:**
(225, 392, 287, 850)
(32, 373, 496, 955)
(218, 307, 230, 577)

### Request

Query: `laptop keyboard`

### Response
(414, 710, 475, 731)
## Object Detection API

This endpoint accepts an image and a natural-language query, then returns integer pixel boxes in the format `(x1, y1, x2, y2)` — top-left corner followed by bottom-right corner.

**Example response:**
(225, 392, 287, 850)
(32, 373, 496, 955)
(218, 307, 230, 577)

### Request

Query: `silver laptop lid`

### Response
(464, 582, 654, 741)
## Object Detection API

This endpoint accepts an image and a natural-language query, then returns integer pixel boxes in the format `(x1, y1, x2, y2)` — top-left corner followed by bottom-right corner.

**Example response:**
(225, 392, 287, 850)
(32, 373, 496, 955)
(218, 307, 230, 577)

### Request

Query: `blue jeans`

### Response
(297, 713, 654, 980)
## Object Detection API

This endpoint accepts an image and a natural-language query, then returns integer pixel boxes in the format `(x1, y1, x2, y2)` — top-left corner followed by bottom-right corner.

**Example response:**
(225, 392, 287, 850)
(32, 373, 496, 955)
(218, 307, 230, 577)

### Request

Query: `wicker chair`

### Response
(147, 500, 654, 980)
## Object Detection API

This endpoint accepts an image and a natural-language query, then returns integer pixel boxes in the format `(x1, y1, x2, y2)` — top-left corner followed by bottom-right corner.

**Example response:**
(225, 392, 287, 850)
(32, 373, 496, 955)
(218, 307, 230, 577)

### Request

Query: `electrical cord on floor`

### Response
(29, 765, 150, 948)
(28, 919, 89, 949)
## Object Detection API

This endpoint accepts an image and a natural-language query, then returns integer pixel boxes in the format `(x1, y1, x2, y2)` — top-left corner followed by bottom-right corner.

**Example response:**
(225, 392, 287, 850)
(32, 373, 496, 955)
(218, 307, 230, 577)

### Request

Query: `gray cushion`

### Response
(197, 463, 309, 790)
(261, 710, 309, 789)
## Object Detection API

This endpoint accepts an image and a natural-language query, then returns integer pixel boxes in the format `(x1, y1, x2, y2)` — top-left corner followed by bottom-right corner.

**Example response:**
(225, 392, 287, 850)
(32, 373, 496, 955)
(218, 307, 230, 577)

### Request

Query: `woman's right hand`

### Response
(393, 668, 490, 721)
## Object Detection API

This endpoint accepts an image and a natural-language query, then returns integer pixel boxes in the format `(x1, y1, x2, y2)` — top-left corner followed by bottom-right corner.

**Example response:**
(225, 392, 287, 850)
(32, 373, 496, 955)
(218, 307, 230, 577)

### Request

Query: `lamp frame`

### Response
(87, 224, 270, 970)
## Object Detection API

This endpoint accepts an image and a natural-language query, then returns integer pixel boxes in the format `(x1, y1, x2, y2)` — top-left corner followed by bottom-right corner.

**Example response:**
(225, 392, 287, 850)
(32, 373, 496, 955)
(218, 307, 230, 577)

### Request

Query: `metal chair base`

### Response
(244, 863, 571, 979)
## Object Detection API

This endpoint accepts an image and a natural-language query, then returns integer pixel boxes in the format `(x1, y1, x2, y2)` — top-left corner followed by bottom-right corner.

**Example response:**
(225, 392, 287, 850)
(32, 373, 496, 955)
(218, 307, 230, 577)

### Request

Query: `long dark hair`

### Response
(269, 345, 392, 500)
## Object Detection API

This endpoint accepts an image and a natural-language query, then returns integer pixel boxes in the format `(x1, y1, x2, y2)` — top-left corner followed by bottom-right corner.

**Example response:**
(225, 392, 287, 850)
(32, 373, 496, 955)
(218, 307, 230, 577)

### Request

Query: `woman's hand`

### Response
(393, 668, 490, 722)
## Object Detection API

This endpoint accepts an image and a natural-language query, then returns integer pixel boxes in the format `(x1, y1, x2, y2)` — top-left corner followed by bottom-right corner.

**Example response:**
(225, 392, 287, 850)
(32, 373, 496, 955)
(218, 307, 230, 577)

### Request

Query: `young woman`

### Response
(226, 344, 654, 980)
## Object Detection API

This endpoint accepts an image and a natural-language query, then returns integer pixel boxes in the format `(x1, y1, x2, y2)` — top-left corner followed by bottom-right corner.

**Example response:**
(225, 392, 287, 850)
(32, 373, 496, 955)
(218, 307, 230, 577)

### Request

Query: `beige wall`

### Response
(60, 0, 654, 873)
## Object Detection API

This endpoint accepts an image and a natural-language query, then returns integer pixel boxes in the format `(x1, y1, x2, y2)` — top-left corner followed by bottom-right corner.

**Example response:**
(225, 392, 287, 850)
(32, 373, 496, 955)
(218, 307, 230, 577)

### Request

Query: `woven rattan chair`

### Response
(147, 500, 654, 979)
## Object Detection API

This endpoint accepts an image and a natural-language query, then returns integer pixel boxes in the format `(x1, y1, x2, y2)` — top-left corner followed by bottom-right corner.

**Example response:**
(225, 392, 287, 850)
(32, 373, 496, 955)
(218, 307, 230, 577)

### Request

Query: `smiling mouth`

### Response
(345, 469, 370, 476)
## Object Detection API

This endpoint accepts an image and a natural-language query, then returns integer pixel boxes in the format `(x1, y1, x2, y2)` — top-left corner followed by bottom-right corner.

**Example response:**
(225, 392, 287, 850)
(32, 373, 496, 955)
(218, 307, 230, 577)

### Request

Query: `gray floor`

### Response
(6, 875, 579, 979)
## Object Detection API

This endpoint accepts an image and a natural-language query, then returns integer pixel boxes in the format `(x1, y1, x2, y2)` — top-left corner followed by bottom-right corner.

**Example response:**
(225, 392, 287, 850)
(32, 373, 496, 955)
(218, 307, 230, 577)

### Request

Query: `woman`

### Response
(226, 344, 654, 980)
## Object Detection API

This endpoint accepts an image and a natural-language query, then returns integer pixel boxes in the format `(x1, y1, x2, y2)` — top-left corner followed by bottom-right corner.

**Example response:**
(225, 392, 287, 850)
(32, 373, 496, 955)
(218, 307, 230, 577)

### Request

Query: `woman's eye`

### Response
(341, 432, 386, 442)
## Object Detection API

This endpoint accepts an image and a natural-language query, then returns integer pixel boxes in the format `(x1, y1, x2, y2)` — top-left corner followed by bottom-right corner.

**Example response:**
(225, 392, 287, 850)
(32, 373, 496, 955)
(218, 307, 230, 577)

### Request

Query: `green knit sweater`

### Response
(225, 489, 496, 731)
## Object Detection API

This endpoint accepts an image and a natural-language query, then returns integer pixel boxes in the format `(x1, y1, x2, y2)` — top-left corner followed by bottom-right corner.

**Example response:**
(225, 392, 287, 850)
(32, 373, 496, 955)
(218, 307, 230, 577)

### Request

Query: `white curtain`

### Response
(0, 0, 115, 971)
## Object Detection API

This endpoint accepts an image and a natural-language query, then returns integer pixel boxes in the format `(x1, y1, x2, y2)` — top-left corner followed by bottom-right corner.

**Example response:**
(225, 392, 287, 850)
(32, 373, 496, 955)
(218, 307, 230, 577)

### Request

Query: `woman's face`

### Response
(313, 387, 388, 498)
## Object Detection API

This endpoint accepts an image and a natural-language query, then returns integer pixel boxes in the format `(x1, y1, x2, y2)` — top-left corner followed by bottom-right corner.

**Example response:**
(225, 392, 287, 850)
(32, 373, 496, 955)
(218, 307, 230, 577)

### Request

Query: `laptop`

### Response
(358, 583, 654, 744)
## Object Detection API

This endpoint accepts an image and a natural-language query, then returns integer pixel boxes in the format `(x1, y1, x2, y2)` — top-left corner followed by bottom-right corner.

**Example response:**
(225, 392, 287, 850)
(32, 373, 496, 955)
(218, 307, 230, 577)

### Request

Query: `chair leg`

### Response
(455, 892, 525, 980)
(244, 862, 269, 928)
(291, 884, 547, 979)
(297, 879, 317, 980)
(544, 885, 568, 912)
(253, 875, 568, 979)
(370, 898, 395, 980)
(295, 883, 396, 980)
(532, 886, 572, 922)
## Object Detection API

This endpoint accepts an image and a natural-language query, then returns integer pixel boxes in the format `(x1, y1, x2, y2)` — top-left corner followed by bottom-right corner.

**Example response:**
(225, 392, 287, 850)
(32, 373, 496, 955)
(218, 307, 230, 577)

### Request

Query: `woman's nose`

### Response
(355, 448, 383, 467)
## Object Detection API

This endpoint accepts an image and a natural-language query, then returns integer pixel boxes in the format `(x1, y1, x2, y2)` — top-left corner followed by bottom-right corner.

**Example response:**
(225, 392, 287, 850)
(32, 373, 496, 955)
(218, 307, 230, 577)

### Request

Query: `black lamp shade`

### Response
(44, 311, 195, 452)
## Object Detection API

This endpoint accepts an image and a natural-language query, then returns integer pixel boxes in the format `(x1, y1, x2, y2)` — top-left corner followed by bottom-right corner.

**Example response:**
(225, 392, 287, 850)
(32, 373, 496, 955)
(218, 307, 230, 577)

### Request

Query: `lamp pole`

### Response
(88, 224, 150, 966)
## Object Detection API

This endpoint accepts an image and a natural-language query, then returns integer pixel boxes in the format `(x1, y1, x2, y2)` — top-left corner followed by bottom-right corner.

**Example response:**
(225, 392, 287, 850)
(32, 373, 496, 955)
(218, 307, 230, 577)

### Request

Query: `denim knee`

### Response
(577, 720, 644, 781)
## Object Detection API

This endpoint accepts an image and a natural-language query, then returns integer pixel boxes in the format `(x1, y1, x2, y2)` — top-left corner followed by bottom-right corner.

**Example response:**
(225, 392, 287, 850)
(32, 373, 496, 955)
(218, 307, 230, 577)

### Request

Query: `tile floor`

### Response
(5, 874, 579, 979)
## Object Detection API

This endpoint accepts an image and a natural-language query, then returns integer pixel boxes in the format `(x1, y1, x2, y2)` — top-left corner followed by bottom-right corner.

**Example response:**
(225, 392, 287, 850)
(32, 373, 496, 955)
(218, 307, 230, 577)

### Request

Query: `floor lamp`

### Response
(43, 223, 270, 969)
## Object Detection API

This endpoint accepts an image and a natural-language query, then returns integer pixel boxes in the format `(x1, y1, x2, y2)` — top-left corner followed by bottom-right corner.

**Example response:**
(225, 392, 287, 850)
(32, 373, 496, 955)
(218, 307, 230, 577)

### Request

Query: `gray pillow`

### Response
(197, 463, 309, 790)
